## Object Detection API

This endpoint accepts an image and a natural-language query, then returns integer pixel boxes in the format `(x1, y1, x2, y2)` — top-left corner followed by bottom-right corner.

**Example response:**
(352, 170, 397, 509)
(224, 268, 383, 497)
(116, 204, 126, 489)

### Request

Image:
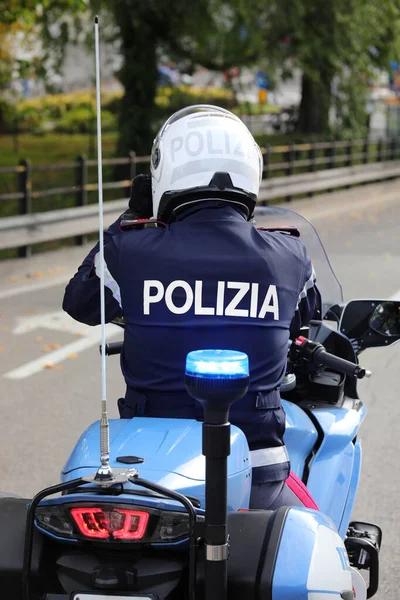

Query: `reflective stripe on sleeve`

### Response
(94, 252, 122, 308)
(250, 446, 289, 468)
(296, 266, 316, 310)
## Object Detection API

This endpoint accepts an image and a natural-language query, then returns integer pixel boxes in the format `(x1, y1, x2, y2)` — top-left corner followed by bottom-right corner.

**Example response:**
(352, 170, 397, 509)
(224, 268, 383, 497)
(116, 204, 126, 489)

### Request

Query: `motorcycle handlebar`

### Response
(313, 347, 367, 379)
(99, 342, 123, 356)
(104, 338, 369, 378)
(292, 336, 369, 380)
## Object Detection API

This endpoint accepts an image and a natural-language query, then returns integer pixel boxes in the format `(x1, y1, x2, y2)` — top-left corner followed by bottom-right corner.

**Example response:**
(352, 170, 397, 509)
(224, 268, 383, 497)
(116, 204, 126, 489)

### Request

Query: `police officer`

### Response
(63, 105, 318, 510)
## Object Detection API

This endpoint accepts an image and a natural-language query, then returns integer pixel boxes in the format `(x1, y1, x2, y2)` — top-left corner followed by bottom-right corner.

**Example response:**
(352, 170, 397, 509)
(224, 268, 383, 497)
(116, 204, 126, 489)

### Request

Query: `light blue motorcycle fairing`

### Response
(339, 437, 362, 538)
(272, 507, 352, 599)
(306, 403, 366, 537)
(61, 418, 252, 511)
(61, 402, 317, 511)
(61, 400, 364, 535)
(281, 400, 318, 479)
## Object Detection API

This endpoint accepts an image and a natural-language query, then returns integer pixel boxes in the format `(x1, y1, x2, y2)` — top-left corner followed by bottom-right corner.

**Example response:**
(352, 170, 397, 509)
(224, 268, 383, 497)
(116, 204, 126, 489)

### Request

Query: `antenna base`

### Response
(82, 467, 139, 488)
(94, 463, 114, 482)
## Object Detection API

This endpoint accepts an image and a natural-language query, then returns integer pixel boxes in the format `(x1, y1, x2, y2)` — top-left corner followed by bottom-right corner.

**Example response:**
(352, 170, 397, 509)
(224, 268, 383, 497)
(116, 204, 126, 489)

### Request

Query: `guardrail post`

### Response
(128, 150, 137, 197)
(345, 141, 353, 189)
(362, 139, 369, 164)
(390, 137, 396, 160)
(328, 141, 336, 169)
(261, 147, 270, 206)
(326, 142, 336, 193)
(308, 144, 316, 197)
(263, 147, 270, 177)
(377, 139, 383, 162)
(75, 155, 88, 246)
(286, 145, 295, 201)
(17, 159, 32, 258)
(346, 141, 352, 167)
(129, 150, 137, 179)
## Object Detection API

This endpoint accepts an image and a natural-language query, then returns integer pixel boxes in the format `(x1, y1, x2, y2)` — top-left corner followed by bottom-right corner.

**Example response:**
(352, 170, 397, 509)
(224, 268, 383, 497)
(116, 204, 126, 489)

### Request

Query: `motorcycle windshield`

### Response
(256, 206, 343, 317)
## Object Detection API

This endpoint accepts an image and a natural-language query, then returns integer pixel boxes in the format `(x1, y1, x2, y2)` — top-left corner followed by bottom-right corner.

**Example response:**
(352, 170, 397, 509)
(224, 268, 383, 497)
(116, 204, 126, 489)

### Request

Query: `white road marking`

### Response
(0, 274, 70, 301)
(3, 322, 121, 380)
(12, 310, 90, 336)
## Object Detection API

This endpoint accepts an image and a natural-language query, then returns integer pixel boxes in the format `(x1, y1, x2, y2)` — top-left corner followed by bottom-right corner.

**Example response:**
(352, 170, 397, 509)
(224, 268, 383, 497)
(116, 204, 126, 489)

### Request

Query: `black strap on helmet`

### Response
(158, 172, 257, 223)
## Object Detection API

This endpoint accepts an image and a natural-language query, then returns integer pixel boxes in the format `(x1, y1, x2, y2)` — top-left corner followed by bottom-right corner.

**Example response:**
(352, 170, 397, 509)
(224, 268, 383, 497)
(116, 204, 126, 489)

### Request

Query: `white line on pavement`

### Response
(0, 275, 70, 301)
(3, 323, 120, 380)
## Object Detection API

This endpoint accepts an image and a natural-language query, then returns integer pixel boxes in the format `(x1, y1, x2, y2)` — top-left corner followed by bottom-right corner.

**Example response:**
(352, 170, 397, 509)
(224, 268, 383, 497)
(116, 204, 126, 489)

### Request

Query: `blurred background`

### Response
(3, 0, 400, 151)
(1, 5, 400, 597)
(1, 1, 400, 202)
(2, 0, 400, 257)
(1, 0, 400, 259)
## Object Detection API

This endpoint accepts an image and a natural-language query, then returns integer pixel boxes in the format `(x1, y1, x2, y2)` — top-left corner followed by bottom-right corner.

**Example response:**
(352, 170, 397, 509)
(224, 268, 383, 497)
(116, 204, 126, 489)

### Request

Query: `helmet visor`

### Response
(157, 104, 243, 138)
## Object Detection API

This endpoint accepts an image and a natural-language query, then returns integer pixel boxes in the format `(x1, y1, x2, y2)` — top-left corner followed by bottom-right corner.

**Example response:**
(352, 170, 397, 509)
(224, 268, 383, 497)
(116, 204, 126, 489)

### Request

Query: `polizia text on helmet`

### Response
(170, 129, 254, 162)
(143, 280, 279, 319)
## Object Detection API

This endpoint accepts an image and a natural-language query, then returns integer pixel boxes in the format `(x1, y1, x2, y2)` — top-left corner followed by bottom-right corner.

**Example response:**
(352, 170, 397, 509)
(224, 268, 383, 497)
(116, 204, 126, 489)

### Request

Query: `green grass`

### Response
(236, 103, 281, 115)
(0, 131, 127, 215)
(0, 132, 125, 259)
(0, 132, 117, 167)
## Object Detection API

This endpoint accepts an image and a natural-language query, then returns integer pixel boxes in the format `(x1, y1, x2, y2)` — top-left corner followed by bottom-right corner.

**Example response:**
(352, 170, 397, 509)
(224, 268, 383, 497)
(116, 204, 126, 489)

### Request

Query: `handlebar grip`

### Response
(313, 348, 366, 379)
(99, 342, 123, 356)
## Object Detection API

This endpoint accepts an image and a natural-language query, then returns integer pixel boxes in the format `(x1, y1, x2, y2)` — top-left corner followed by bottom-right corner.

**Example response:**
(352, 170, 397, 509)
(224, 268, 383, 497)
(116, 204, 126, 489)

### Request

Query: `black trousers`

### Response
(250, 480, 305, 510)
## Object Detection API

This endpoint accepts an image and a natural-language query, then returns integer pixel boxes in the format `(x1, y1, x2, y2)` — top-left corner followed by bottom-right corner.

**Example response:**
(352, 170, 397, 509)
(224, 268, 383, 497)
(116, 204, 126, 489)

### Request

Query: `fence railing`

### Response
(1, 137, 399, 257)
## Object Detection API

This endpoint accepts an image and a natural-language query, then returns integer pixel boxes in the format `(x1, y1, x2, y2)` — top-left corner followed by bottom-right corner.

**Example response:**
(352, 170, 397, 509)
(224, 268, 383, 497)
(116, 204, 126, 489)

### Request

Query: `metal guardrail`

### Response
(0, 138, 399, 255)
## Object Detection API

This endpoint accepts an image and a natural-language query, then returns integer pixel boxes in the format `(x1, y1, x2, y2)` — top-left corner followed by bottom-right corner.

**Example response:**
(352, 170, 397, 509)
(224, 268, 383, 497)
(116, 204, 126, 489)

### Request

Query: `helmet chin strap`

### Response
(158, 172, 257, 223)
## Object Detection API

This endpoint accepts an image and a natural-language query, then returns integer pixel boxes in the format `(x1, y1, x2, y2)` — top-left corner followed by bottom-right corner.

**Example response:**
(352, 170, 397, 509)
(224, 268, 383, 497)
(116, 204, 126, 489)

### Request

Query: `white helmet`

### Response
(150, 104, 263, 221)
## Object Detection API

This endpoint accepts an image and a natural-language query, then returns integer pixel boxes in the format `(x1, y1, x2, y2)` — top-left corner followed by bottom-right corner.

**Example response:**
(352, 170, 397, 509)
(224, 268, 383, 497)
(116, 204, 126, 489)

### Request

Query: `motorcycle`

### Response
(1, 205, 399, 600)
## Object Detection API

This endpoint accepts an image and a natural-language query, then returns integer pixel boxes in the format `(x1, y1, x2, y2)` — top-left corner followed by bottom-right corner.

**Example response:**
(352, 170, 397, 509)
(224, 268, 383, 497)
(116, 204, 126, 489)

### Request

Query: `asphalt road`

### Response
(1, 181, 400, 598)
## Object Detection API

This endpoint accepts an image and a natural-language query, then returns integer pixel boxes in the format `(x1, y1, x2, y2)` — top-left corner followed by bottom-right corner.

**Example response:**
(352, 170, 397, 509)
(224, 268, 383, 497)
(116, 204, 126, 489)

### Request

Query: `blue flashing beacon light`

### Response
(184, 350, 250, 600)
(185, 349, 249, 379)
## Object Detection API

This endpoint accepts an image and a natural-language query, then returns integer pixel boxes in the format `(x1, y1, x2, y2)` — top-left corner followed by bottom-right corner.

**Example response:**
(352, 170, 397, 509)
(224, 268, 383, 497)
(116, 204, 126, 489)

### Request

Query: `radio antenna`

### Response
(94, 15, 113, 483)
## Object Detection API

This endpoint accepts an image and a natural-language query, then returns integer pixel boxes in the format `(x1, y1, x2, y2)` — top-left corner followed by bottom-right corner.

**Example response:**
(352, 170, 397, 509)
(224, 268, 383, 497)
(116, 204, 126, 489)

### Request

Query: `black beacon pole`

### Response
(185, 350, 250, 600)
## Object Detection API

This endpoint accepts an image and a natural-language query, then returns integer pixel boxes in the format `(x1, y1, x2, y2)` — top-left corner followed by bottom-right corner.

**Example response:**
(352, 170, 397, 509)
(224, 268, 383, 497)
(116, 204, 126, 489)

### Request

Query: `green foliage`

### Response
(55, 108, 115, 134)
(20, 91, 97, 117)
(5, 0, 400, 144)
(0, 1, 36, 25)
(0, 98, 18, 132)
(155, 85, 234, 113)
(0, 132, 117, 166)
(5, 86, 234, 135)
(226, 0, 400, 135)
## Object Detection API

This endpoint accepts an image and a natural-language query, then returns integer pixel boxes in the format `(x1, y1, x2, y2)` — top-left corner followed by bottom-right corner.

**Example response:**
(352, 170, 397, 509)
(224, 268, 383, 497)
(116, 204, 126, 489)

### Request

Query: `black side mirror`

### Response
(339, 300, 400, 351)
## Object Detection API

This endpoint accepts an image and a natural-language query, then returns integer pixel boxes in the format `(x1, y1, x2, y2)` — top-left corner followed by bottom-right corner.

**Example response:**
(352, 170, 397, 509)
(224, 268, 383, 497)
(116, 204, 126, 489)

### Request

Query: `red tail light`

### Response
(70, 507, 149, 540)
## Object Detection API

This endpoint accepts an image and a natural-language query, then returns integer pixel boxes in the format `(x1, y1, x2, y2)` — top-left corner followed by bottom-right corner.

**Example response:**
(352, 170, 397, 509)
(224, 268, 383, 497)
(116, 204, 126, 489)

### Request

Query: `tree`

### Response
(227, 0, 400, 136)
(37, 0, 260, 155)
(0, 1, 88, 131)
(98, 0, 258, 155)
(0, 2, 36, 130)
(2, 1, 261, 152)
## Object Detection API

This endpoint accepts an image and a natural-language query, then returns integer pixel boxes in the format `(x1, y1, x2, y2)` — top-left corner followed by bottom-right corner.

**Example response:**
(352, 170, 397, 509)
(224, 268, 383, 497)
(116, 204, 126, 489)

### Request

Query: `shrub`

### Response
(54, 107, 116, 134)
(0, 99, 19, 133)
(155, 85, 234, 114)
(7, 85, 237, 134)
(16, 85, 234, 121)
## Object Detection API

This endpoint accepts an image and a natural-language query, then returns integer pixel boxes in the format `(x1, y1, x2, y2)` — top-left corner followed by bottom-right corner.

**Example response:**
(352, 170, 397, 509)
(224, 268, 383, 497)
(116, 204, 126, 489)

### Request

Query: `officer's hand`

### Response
(128, 173, 153, 219)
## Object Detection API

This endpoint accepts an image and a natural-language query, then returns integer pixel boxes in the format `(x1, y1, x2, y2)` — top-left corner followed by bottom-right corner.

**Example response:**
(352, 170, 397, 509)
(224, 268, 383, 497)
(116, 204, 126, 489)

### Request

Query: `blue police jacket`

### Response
(63, 201, 317, 483)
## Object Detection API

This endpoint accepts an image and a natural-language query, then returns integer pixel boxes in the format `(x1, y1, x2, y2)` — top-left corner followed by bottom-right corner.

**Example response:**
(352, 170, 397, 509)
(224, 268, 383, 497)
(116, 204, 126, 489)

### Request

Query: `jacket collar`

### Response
(173, 200, 248, 223)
